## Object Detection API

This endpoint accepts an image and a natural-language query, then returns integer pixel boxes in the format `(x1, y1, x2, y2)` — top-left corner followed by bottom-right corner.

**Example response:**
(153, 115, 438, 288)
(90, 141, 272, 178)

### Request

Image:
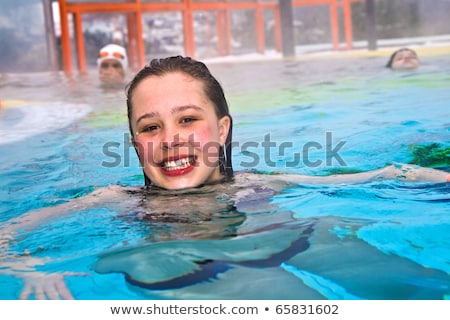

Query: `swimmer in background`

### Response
(97, 44, 128, 87)
(1, 56, 449, 299)
(386, 47, 420, 70)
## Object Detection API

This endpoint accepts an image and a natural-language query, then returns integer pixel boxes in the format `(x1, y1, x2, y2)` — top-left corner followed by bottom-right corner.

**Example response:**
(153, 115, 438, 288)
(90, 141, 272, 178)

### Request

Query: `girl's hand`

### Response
(1, 252, 88, 300)
(383, 164, 450, 182)
(18, 271, 87, 300)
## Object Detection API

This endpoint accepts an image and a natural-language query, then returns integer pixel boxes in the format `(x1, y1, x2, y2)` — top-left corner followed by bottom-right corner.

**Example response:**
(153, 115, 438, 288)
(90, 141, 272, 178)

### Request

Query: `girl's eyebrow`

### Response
(136, 112, 159, 125)
(135, 105, 205, 125)
(171, 105, 205, 114)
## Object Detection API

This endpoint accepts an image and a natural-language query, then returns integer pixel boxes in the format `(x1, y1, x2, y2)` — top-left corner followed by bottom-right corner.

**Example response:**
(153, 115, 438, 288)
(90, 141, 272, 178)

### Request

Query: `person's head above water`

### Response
(386, 47, 419, 70)
(126, 56, 233, 190)
(97, 44, 128, 85)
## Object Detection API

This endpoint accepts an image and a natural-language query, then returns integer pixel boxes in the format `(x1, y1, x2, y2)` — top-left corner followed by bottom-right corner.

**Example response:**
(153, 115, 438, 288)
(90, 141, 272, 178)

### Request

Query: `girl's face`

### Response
(130, 72, 230, 190)
(391, 50, 419, 70)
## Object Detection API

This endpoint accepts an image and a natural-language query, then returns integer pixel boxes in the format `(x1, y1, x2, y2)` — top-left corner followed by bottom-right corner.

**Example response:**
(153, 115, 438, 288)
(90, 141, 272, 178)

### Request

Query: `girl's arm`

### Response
(272, 164, 450, 185)
(1, 185, 124, 238)
(0, 185, 125, 299)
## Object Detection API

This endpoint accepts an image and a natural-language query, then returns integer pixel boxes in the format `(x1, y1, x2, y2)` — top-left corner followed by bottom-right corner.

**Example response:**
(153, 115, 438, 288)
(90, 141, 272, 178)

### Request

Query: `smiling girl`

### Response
(127, 57, 233, 190)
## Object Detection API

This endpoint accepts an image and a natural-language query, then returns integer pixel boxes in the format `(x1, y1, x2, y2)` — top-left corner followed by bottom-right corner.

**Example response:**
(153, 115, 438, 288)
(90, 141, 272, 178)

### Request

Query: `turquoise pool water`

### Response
(0, 55, 449, 299)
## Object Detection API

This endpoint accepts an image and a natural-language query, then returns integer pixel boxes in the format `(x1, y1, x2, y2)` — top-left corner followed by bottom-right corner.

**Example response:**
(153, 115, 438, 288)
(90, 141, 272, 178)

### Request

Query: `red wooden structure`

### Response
(57, 0, 362, 74)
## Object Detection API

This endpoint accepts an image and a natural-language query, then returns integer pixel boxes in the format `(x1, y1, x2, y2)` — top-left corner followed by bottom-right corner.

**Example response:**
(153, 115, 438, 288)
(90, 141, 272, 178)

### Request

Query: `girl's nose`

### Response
(160, 126, 184, 149)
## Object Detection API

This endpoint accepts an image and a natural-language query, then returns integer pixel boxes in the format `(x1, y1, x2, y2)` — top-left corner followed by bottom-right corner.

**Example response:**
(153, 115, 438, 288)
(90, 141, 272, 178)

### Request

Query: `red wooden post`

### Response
(58, 0, 72, 74)
(255, 6, 265, 54)
(216, 10, 225, 56)
(274, 6, 282, 52)
(342, 0, 353, 49)
(329, 0, 339, 50)
(134, 0, 146, 69)
(74, 11, 87, 73)
(224, 8, 232, 56)
(183, 0, 195, 57)
(126, 13, 138, 70)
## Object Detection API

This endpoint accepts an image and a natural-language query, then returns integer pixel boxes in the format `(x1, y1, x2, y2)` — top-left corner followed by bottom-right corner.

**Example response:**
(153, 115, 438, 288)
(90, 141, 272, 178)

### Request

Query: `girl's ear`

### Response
(218, 115, 231, 146)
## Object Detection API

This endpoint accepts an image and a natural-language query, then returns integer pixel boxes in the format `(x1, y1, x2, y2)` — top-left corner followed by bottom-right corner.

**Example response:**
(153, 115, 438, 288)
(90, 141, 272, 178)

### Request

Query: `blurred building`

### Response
(0, 0, 449, 73)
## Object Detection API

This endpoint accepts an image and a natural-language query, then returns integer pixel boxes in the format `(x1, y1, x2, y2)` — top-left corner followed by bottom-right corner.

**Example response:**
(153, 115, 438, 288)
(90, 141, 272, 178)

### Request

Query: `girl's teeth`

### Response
(163, 157, 193, 171)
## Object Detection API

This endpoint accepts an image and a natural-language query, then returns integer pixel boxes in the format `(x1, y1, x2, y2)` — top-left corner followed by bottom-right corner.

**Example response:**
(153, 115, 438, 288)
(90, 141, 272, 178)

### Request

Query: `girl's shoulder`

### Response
(232, 170, 292, 191)
(84, 185, 144, 204)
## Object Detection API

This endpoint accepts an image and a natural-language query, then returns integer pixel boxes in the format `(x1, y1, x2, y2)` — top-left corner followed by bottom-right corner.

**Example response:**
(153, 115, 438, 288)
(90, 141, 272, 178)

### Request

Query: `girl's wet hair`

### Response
(385, 47, 418, 68)
(126, 56, 233, 186)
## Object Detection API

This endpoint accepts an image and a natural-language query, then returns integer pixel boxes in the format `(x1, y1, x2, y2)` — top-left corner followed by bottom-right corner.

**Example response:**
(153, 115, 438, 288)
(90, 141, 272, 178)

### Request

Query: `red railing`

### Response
(57, 0, 363, 74)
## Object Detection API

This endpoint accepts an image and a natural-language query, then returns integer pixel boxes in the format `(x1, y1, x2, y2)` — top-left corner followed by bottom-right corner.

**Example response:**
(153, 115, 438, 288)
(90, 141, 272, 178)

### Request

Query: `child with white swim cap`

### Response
(97, 44, 128, 85)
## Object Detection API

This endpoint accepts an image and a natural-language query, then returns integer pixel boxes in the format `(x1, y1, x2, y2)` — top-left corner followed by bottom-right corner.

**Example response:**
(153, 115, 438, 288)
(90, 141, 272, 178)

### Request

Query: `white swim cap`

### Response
(97, 44, 128, 70)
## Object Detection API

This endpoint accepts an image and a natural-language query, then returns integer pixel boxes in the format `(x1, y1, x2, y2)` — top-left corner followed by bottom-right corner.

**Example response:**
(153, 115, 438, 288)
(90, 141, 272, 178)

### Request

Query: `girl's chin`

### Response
(158, 181, 201, 190)
(146, 167, 221, 190)
(150, 175, 202, 190)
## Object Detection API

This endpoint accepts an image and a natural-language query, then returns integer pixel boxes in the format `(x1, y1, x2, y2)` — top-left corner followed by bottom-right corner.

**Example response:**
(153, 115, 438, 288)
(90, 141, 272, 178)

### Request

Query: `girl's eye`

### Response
(141, 125, 159, 133)
(181, 117, 196, 124)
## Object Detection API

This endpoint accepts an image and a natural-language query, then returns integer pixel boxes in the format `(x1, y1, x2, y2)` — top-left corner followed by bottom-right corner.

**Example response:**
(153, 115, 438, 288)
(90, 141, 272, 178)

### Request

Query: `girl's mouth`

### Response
(160, 156, 196, 176)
